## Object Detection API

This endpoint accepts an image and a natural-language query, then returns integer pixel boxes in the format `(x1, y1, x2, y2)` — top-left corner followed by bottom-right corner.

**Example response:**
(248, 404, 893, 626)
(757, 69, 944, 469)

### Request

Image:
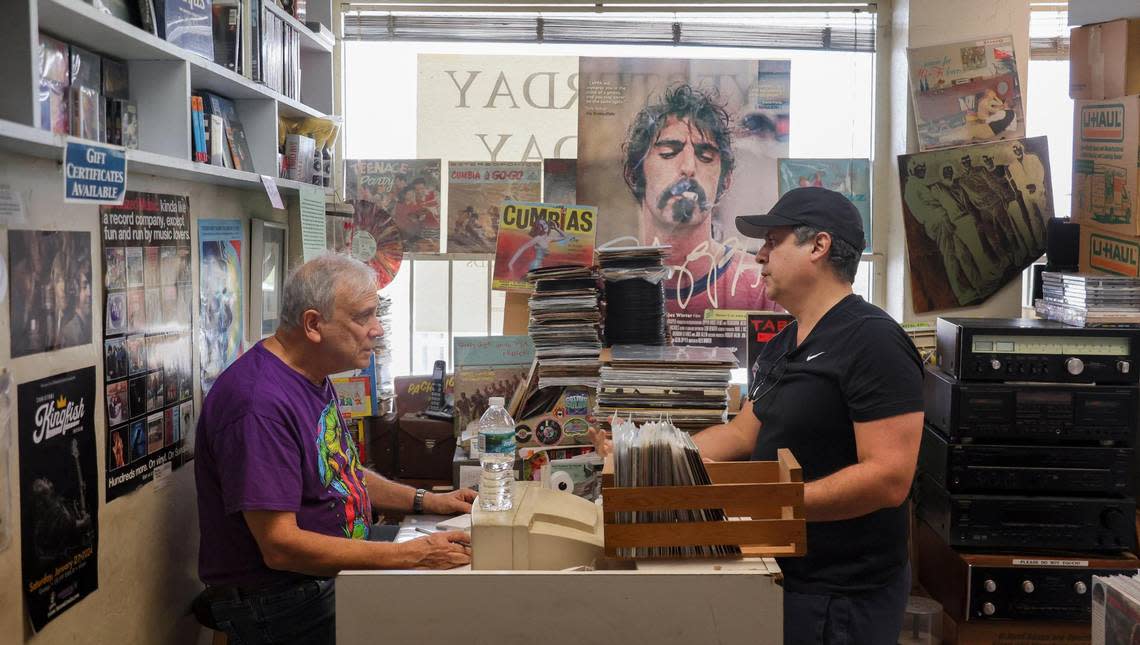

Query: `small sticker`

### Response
(260, 174, 284, 209)
(564, 418, 588, 436)
(152, 461, 174, 490)
(535, 419, 563, 445)
(0, 185, 28, 225)
(515, 425, 532, 443)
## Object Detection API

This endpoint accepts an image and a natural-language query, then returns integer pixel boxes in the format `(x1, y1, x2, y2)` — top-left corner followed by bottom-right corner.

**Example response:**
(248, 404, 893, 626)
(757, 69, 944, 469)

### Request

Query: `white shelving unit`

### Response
(0, 0, 336, 195)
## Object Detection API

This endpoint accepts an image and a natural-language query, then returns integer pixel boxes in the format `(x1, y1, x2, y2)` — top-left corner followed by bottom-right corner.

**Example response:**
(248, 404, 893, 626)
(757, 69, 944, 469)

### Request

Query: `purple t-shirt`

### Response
(195, 342, 371, 586)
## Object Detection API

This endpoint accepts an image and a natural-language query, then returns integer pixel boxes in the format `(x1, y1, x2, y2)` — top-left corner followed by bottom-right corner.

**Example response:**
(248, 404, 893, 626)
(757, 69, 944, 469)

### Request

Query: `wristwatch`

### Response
(412, 488, 427, 514)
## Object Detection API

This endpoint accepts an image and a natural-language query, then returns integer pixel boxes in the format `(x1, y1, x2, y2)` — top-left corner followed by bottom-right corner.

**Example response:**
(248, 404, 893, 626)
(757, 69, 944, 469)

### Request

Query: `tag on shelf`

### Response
(260, 175, 284, 210)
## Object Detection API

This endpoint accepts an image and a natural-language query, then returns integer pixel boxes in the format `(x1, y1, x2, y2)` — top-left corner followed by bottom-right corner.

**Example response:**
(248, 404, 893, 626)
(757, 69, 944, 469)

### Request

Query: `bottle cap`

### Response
(489, 396, 505, 407)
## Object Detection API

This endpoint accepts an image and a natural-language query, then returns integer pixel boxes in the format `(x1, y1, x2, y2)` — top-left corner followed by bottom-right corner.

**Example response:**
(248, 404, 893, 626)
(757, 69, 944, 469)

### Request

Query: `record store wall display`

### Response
(18, 367, 98, 632)
(908, 35, 1024, 152)
(492, 201, 598, 291)
(447, 161, 541, 254)
(198, 218, 244, 397)
(345, 159, 441, 254)
(777, 158, 872, 247)
(7, 230, 93, 358)
(577, 57, 789, 353)
(100, 192, 194, 500)
(898, 136, 1052, 313)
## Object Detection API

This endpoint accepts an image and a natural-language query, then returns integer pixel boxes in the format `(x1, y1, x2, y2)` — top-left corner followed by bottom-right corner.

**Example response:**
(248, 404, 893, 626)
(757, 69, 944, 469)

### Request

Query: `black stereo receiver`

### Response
(916, 475, 1136, 552)
(919, 424, 1134, 495)
(924, 366, 1137, 444)
(936, 317, 1139, 384)
(915, 520, 1140, 622)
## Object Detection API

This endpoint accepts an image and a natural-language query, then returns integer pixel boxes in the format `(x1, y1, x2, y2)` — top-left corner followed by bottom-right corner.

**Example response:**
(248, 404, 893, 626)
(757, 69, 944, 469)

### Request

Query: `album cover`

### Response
(447, 162, 541, 254)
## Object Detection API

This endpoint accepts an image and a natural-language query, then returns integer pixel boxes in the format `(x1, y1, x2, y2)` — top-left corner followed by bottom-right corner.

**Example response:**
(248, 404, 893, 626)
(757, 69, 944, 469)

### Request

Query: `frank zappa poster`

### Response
(18, 367, 98, 632)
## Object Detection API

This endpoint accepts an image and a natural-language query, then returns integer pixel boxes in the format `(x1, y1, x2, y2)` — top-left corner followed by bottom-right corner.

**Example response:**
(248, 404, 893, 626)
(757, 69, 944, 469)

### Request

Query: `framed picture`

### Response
(249, 219, 288, 340)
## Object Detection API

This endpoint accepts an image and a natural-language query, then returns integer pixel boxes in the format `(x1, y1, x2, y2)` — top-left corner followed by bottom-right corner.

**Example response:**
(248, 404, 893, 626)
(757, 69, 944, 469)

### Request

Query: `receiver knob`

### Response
(1021, 580, 1035, 594)
(983, 579, 997, 593)
(990, 359, 1002, 371)
(1074, 581, 1088, 595)
(1101, 507, 1126, 531)
(982, 602, 996, 616)
(1066, 357, 1085, 375)
(1119, 360, 1132, 374)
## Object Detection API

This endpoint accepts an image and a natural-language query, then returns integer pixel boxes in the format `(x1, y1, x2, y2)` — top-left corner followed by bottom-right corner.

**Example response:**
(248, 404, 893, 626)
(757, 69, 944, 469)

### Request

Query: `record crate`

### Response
(600, 448, 807, 559)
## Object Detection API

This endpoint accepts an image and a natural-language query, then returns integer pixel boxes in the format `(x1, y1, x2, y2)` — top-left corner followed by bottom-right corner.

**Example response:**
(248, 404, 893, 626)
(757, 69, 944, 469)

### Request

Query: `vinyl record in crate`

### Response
(350, 199, 403, 289)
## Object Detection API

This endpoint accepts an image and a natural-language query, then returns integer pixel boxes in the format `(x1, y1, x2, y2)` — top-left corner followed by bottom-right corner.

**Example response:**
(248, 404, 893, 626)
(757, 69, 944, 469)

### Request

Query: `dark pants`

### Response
(783, 563, 911, 645)
(192, 577, 336, 645)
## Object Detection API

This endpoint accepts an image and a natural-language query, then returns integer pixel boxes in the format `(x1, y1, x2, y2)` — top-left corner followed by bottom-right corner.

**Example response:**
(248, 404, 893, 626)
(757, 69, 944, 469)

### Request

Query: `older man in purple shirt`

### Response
(193, 253, 474, 644)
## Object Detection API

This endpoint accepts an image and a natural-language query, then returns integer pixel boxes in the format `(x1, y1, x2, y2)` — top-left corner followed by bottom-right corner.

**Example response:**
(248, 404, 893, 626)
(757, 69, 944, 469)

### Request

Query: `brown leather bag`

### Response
(397, 413, 455, 480)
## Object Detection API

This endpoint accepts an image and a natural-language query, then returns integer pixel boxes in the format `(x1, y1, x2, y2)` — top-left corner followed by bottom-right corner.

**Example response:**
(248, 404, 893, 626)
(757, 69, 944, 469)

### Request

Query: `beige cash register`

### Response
(470, 481, 604, 570)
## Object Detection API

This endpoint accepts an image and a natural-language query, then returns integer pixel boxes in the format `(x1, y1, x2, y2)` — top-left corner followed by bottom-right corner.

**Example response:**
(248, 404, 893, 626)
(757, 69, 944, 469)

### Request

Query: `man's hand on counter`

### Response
(401, 530, 472, 569)
(423, 489, 477, 515)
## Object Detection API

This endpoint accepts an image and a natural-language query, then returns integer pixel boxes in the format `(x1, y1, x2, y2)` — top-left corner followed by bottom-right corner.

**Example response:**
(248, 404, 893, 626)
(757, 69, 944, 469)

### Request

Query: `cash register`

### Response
(470, 481, 604, 570)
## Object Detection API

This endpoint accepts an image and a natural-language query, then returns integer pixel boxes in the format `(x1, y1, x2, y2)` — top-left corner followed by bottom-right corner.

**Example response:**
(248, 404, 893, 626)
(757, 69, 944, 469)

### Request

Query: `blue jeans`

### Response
(194, 577, 336, 645)
(783, 563, 911, 645)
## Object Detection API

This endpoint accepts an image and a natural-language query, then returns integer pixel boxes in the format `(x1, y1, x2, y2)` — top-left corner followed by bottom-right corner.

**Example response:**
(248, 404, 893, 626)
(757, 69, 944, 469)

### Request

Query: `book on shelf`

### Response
(91, 0, 143, 28)
(283, 134, 315, 181)
(211, 0, 241, 72)
(225, 119, 253, 172)
(38, 33, 70, 134)
(154, 0, 215, 62)
(137, 0, 159, 36)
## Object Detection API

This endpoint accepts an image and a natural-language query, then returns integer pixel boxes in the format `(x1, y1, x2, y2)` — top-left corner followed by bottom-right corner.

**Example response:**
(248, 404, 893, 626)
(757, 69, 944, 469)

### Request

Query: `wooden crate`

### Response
(601, 448, 807, 559)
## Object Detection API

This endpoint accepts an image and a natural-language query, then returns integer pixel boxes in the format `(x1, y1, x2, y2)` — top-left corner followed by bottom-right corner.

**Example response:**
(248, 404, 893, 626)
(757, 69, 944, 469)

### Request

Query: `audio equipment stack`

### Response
(916, 317, 1140, 626)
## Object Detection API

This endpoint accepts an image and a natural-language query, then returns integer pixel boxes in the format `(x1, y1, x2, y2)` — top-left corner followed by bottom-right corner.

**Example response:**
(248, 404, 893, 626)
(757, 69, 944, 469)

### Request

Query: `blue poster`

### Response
(63, 140, 127, 205)
(777, 158, 872, 247)
(198, 219, 244, 395)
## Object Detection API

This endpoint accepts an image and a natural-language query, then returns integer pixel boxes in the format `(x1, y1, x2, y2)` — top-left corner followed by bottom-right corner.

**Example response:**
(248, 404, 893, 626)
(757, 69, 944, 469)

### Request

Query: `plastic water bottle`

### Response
(478, 397, 516, 511)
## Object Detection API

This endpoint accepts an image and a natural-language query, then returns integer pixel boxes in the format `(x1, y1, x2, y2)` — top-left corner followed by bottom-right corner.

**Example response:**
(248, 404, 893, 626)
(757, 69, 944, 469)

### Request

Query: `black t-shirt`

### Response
(750, 294, 923, 594)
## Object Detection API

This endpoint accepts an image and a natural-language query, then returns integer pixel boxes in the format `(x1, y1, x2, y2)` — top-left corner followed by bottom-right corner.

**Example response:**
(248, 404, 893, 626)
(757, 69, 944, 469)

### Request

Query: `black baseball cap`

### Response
(736, 187, 866, 251)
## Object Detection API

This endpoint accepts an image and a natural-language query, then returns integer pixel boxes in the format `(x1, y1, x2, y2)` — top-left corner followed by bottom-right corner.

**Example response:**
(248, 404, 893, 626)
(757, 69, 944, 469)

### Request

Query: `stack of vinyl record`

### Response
(526, 265, 602, 389)
(596, 345, 736, 434)
(374, 294, 395, 414)
(1035, 272, 1140, 328)
(596, 245, 670, 346)
(610, 416, 740, 559)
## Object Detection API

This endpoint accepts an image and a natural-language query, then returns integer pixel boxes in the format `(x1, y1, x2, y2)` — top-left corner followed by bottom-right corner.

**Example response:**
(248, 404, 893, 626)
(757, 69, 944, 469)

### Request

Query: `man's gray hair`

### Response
(278, 253, 377, 330)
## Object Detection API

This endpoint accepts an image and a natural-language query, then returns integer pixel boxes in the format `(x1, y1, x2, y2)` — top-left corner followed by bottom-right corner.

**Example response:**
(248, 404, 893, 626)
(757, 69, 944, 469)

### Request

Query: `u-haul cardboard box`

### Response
(1080, 221, 1140, 277)
(1070, 19, 1140, 99)
(1073, 96, 1140, 236)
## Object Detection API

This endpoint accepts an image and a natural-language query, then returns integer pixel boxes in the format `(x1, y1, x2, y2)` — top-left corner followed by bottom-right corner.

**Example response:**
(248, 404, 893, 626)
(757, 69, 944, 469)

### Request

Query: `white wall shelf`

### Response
(0, 118, 332, 197)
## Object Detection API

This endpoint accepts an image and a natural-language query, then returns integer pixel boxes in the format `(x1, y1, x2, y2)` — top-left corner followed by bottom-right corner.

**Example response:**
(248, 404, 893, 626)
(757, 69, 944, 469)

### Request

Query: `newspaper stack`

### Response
(1092, 574, 1140, 644)
(596, 245, 670, 346)
(526, 265, 602, 389)
(597, 345, 736, 434)
(610, 417, 740, 559)
(374, 294, 395, 414)
(1036, 272, 1140, 328)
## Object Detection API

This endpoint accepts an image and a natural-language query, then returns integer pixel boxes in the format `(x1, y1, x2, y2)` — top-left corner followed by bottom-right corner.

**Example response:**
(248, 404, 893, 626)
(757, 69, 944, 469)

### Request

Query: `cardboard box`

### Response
(1080, 221, 1140, 276)
(1070, 20, 1140, 99)
(1069, 0, 1140, 27)
(1073, 96, 1140, 235)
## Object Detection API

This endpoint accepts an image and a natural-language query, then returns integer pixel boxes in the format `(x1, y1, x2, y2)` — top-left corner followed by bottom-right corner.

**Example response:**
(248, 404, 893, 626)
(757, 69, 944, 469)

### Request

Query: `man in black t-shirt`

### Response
(594, 187, 923, 644)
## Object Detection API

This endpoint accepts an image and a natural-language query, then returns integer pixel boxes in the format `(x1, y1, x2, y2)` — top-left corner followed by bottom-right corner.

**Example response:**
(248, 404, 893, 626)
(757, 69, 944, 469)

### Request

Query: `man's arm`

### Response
(801, 410, 923, 522)
(363, 469, 475, 515)
(243, 511, 470, 576)
(691, 402, 762, 461)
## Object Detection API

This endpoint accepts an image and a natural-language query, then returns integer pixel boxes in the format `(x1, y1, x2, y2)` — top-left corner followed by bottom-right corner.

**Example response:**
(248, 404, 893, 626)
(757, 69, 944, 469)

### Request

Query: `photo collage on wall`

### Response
(100, 192, 195, 501)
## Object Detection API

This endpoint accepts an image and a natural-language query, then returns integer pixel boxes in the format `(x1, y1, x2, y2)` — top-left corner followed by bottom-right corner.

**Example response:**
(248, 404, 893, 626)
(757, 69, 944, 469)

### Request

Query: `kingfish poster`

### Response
(19, 367, 98, 632)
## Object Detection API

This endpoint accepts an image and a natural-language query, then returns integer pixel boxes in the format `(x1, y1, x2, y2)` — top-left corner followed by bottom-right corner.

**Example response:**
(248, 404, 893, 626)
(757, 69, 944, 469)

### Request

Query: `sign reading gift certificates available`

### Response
(63, 140, 127, 205)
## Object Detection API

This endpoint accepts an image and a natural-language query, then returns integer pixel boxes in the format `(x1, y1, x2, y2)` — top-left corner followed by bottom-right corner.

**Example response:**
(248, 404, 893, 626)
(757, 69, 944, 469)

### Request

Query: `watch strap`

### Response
(412, 488, 426, 514)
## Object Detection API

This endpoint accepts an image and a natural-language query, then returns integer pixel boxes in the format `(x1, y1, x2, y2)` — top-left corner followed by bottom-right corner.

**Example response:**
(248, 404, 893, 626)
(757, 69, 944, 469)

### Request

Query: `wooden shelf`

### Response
(37, 0, 329, 119)
(0, 119, 331, 196)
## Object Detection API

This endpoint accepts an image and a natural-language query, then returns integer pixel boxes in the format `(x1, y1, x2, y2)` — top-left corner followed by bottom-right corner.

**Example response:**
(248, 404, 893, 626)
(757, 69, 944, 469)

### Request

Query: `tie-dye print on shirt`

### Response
(316, 402, 371, 540)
